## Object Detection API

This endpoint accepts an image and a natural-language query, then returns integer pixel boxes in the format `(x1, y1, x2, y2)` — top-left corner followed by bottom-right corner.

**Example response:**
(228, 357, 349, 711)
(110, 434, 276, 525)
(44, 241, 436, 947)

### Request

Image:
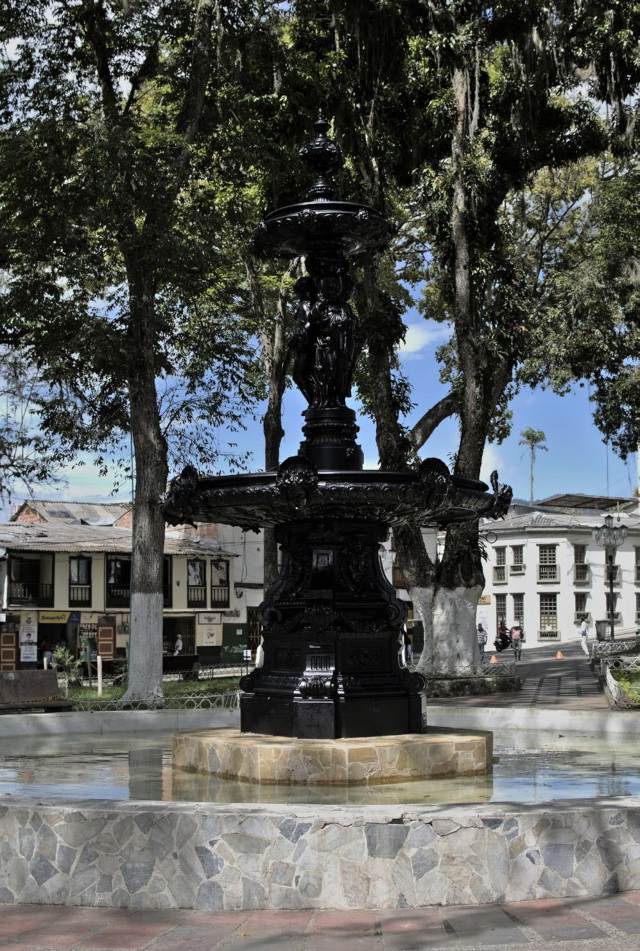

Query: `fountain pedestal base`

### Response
(172, 728, 492, 786)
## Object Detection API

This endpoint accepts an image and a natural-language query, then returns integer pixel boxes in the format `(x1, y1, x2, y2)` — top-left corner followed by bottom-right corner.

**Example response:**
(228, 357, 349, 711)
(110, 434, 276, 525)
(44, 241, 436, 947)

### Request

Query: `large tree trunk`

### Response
(356, 265, 437, 666)
(122, 275, 168, 703)
(246, 258, 290, 588)
(429, 64, 488, 676)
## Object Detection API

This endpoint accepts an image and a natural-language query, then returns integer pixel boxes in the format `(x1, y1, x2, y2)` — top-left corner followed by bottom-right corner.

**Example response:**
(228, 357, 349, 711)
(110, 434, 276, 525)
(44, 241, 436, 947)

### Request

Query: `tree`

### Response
(296, 2, 640, 676)
(0, 1, 274, 700)
(519, 428, 548, 504)
(519, 158, 640, 461)
(0, 347, 62, 501)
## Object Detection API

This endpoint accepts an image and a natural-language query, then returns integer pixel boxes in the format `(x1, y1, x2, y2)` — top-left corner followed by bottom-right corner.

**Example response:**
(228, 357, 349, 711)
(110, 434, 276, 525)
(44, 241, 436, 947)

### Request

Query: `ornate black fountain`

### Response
(165, 117, 511, 740)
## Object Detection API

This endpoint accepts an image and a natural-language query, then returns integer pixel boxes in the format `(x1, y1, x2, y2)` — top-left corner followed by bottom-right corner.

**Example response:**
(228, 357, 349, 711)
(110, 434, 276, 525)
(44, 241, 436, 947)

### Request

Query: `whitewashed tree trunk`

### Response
(121, 275, 168, 705)
(430, 583, 483, 676)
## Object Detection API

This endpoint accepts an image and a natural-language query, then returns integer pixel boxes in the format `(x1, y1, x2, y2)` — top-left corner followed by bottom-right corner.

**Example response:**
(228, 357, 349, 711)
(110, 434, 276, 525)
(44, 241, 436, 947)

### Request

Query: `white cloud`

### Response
(398, 323, 450, 359)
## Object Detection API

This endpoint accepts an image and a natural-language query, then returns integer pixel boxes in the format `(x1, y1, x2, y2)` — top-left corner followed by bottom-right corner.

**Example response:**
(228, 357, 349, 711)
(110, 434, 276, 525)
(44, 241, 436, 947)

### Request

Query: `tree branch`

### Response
(177, 0, 215, 144)
(80, 1, 120, 126)
(410, 391, 458, 450)
(123, 41, 160, 116)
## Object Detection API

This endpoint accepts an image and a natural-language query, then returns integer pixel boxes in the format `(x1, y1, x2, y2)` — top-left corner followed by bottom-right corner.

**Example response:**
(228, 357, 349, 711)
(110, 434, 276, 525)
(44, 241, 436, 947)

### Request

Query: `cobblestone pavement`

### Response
(430, 643, 609, 709)
(4, 893, 640, 951)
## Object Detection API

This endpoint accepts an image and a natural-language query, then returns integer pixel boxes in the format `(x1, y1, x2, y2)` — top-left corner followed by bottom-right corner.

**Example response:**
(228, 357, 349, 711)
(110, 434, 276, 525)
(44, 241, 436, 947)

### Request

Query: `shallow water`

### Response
(1, 730, 639, 806)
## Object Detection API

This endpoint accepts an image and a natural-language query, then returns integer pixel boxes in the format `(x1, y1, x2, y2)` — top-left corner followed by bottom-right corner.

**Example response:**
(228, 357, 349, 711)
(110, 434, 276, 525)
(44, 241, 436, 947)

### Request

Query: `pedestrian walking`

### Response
(579, 618, 590, 657)
(510, 624, 523, 661)
(477, 623, 488, 660)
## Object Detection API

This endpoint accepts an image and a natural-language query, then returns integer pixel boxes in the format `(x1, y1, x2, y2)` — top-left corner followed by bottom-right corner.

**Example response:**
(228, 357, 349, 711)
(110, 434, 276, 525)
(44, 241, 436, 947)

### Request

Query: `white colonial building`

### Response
(479, 494, 640, 648)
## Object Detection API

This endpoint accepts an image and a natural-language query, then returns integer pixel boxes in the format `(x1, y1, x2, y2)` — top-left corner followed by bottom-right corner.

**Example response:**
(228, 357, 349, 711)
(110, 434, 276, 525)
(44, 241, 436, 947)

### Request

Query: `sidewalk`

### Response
(3, 893, 640, 950)
(430, 643, 609, 710)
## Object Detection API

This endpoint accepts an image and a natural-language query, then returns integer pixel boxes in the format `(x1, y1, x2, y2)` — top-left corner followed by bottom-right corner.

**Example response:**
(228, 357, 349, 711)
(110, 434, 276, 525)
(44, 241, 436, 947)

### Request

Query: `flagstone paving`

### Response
(4, 893, 640, 951)
(430, 643, 609, 709)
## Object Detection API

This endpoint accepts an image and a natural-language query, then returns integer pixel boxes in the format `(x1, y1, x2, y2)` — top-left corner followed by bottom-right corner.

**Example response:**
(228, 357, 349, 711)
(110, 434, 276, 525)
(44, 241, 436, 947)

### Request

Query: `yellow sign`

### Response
(39, 611, 70, 624)
(478, 595, 491, 605)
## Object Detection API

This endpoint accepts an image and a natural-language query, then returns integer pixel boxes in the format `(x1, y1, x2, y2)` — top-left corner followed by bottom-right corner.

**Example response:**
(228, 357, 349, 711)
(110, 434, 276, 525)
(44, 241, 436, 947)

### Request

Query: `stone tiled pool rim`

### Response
(1, 794, 640, 911)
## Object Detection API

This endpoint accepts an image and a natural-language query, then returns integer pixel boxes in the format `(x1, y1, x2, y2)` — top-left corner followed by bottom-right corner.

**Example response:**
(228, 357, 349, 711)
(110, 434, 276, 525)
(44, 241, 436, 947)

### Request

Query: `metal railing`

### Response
(69, 584, 92, 607)
(574, 563, 590, 584)
(539, 626, 559, 639)
(187, 584, 207, 607)
(510, 563, 526, 575)
(537, 564, 559, 583)
(71, 690, 240, 712)
(211, 584, 230, 606)
(106, 584, 130, 607)
(8, 581, 53, 606)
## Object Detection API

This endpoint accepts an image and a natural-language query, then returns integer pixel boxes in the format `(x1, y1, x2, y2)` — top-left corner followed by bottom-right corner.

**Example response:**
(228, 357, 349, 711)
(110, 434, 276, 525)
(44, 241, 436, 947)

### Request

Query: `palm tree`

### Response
(519, 428, 548, 503)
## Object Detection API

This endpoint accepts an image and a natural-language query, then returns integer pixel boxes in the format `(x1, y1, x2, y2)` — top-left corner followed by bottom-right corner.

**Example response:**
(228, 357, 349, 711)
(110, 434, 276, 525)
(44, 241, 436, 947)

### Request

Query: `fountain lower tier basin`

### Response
(172, 728, 492, 785)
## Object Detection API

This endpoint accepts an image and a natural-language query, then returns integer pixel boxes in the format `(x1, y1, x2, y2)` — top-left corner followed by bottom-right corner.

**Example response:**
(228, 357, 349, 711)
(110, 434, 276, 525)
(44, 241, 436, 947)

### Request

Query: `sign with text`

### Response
(39, 611, 70, 624)
(198, 613, 222, 625)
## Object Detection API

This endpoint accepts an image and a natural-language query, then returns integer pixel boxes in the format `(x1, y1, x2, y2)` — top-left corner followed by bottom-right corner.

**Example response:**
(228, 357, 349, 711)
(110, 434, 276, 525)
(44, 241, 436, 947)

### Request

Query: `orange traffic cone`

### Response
(489, 654, 498, 664)
(555, 650, 565, 660)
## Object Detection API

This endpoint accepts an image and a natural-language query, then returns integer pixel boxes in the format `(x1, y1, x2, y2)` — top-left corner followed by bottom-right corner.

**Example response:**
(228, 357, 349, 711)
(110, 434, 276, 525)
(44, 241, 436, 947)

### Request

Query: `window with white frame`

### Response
(539, 593, 558, 638)
(512, 593, 524, 627)
(511, 545, 524, 574)
(574, 592, 588, 622)
(494, 547, 507, 583)
(573, 544, 589, 583)
(495, 593, 507, 632)
(538, 545, 558, 582)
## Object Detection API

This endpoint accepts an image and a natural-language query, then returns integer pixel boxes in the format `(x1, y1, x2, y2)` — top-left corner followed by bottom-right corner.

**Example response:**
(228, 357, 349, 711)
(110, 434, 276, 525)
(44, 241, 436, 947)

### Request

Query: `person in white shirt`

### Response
(174, 634, 183, 656)
(579, 619, 589, 657)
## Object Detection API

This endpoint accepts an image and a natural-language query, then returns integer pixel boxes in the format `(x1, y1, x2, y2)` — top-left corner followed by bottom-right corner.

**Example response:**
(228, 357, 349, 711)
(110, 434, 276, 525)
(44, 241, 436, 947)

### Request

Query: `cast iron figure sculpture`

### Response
(164, 116, 512, 739)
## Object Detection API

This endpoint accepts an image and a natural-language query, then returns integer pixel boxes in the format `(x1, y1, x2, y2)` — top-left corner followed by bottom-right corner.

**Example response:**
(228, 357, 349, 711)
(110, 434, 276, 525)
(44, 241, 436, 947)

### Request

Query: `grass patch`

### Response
(611, 669, 640, 704)
(68, 677, 240, 702)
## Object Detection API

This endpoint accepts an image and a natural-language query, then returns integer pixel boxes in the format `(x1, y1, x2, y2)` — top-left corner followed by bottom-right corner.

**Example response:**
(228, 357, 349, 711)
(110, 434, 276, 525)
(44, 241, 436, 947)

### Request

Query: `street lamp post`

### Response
(593, 514, 628, 641)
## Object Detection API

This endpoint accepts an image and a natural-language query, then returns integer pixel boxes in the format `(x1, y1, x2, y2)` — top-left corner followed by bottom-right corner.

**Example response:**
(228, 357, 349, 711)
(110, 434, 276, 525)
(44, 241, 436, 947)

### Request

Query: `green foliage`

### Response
(612, 670, 640, 705)
(0, 1, 287, 479)
(519, 428, 548, 451)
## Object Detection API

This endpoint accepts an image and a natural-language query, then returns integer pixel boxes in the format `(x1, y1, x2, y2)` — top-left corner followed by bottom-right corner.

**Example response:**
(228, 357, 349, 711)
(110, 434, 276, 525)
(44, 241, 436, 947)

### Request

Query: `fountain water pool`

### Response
(2, 728, 640, 805)
(2, 724, 640, 911)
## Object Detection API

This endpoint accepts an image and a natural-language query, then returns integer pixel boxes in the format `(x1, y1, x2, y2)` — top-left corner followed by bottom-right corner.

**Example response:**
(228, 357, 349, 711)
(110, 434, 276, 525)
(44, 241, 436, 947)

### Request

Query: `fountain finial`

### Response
(298, 111, 342, 201)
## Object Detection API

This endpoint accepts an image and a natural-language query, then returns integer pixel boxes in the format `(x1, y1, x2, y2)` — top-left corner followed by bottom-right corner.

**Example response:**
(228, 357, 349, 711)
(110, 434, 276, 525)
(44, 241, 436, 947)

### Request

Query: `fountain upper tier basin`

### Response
(253, 200, 393, 259)
(163, 464, 500, 532)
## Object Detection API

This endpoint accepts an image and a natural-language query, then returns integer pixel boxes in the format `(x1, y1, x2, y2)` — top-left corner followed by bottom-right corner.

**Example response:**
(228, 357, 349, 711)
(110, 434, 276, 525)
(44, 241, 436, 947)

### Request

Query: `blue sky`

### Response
(15, 314, 636, 511)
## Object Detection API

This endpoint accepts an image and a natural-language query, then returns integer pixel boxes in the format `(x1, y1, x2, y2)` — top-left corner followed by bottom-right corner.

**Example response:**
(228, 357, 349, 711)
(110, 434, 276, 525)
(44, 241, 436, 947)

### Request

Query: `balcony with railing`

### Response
(187, 585, 207, 608)
(8, 581, 53, 607)
(537, 564, 559, 583)
(211, 585, 230, 607)
(574, 563, 590, 585)
(69, 584, 92, 607)
(510, 562, 526, 576)
(539, 625, 559, 639)
(106, 583, 130, 608)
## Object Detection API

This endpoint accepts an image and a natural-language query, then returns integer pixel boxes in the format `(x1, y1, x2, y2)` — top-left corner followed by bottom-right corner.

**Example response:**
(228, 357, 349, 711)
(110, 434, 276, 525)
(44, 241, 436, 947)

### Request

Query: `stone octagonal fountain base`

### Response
(172, 728, 492, 785)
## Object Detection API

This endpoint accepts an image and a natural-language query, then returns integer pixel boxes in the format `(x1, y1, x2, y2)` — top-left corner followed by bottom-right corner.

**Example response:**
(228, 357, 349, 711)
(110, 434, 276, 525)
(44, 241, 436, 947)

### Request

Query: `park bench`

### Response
(0, 669, 73, 713)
